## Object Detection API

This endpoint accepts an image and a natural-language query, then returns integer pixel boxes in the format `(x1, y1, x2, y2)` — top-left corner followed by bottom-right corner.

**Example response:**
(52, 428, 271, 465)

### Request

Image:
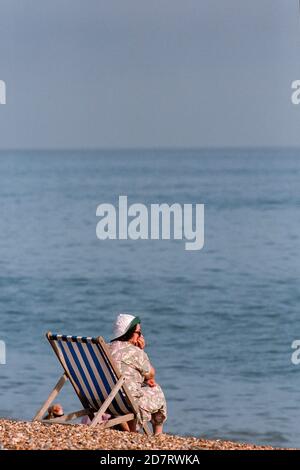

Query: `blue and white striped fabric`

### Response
(48, 334, 132, 416)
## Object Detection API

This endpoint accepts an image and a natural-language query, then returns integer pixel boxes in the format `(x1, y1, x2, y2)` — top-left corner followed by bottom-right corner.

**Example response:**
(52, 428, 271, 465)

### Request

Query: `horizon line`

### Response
(0, 145, 300, 152)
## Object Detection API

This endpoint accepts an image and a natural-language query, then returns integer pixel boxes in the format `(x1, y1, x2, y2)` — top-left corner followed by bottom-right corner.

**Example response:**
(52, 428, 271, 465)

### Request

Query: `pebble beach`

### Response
(0, 419, 284, 451)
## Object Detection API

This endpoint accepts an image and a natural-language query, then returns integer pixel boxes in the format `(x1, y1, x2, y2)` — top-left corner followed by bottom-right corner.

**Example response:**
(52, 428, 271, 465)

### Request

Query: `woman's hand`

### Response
(137, 334, 145, 350)
(144, 365, 157, 387)
(145, 378, 157, 388)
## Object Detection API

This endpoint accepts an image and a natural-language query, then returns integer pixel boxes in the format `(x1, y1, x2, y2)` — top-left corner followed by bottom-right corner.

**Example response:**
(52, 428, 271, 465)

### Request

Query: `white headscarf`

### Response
(111, 313, 138, 341)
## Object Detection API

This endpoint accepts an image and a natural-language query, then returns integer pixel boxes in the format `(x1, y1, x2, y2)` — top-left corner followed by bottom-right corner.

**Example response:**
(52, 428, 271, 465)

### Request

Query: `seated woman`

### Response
(109, 313, 167, 435)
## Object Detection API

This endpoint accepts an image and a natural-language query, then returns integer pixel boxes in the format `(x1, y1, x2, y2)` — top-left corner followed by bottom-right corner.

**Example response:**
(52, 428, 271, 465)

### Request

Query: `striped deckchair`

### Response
(33, 332, 150, 435)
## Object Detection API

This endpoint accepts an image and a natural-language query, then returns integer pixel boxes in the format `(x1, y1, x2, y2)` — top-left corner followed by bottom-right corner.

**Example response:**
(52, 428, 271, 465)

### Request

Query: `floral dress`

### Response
(109, 340, 167, 425)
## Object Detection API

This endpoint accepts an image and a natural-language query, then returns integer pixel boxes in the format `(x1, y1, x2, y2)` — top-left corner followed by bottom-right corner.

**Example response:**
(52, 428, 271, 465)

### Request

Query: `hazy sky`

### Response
(0, 0, 300, 149)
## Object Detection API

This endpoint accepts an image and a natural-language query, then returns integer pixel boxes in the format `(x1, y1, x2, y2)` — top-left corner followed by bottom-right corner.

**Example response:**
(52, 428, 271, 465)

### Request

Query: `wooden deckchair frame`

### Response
(33, 332, 150, 435)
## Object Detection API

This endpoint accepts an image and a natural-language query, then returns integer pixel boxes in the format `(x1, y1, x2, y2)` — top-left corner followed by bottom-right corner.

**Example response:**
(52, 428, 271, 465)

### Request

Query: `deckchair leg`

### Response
(90, 375, 126, 428)
(102, 413, 135, 429)
(142, 422, 151, 436)
(33, 373, 68, 421)
(102, 414, 150, 435)
(43, 408, 92, 424)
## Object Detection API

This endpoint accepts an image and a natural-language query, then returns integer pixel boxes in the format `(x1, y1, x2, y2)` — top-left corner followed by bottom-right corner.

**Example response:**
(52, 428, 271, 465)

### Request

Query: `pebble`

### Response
(0, 418, 287, 450)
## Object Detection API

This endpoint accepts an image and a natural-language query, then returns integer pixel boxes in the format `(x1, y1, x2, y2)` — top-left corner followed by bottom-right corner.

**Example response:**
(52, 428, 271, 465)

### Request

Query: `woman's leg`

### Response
(118, 422, 130, 432)
(152, 423, 163, 435)
(128, 418, 137, 432)
(115, 419, 136, 432)
(151, 412, 164, 435)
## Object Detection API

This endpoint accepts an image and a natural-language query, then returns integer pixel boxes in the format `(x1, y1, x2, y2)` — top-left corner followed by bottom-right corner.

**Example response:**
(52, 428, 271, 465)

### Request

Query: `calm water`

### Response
(0, 148, 300, 448)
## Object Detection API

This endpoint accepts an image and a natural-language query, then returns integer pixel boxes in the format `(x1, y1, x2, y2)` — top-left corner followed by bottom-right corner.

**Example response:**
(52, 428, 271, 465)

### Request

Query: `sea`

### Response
(0, 147, 299, 448)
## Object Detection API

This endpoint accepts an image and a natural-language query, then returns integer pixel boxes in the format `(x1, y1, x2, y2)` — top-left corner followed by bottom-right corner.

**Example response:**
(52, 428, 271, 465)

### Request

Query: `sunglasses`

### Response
(135, 330, 142, 336)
